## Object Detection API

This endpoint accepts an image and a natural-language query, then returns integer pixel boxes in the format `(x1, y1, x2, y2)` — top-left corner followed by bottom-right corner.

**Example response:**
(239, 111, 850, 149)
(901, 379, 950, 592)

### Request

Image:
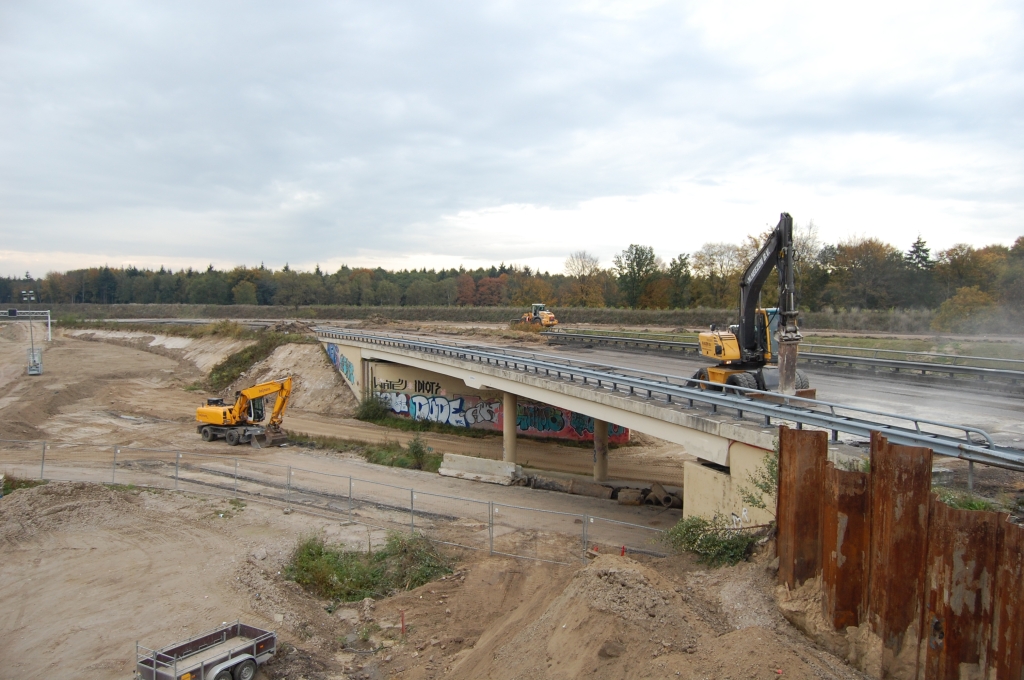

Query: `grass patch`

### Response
(286, 532, 452, 601)
(663, 514, 760, 567)
(1, 474, 47, 496)
(286, 432, 444, 473)
(207, 332, 316, 390)
(58, 318, 258, 340)
(936, 487, 995, 511)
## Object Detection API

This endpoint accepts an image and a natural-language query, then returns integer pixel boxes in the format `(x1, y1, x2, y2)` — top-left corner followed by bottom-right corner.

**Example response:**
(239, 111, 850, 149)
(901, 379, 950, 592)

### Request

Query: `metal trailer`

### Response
(136, 621, 276, 680)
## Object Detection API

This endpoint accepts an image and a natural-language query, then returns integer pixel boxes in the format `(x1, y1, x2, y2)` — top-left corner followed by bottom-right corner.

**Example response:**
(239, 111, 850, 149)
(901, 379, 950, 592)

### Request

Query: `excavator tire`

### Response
(795, 370, 810, 390)
(225, 429, 241, 446)
(725, 371, 758, 394)
(688, 367, 722, 391)
(200, 426, 214, 442)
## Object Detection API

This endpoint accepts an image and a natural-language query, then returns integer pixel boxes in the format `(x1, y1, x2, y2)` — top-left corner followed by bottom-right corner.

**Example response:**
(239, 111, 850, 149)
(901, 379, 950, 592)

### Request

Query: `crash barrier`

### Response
(0, 440, 666, 566)
(776, 426, 1024, 680)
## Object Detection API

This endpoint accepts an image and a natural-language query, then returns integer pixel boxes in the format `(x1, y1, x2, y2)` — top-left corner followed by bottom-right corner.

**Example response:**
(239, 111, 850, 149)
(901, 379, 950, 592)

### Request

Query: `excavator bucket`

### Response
(251, 430, 288, 449)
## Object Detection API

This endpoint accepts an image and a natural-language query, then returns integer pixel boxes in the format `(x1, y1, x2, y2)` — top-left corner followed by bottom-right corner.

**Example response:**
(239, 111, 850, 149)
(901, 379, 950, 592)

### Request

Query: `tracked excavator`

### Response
(694, 213, 811, 396)
(196, 377, 293, 448)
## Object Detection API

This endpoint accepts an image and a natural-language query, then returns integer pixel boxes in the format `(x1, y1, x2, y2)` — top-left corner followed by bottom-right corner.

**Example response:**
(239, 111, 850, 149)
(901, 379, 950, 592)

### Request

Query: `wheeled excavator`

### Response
(694, 213, 811, 396)
(196, 377, 293, 448)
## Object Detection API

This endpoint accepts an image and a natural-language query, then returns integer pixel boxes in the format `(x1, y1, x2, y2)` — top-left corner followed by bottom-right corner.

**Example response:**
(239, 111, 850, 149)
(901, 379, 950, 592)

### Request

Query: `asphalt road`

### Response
(538, 342, 1024, 449)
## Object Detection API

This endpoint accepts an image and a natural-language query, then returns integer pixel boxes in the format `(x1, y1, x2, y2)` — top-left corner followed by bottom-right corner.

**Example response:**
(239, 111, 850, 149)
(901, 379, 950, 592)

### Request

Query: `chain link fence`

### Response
(1, 439, 668, 565)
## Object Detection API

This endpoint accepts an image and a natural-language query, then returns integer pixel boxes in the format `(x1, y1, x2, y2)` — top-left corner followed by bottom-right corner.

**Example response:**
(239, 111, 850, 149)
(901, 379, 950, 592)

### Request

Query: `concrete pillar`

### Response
(502, 392, 518, 463)
(593, 418, 609, 482)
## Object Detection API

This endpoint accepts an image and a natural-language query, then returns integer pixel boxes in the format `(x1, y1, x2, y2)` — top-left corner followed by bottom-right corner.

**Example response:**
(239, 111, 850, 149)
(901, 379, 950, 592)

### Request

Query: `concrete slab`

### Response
(438, 453, 524, 486)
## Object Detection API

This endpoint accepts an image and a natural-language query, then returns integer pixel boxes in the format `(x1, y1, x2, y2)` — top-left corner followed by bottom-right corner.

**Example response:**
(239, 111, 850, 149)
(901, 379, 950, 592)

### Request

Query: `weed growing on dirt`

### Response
(286, 532, 452, 601)
(1, 474, 47, 496)
(936, 488, 995, 511)
(208, 332, 315, 389)
(285, 432, 443, 473)
(738, 446, 779, 517)
(356, 392, 392, 421)
(663, 514, 760, 567)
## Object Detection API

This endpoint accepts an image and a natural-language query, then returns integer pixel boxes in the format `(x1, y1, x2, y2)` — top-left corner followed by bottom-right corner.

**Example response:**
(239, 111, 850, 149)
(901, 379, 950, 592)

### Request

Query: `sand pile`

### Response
(435, 554, 862, 680)
(0, 482, 141, 539)
(228, 343, 357, 416)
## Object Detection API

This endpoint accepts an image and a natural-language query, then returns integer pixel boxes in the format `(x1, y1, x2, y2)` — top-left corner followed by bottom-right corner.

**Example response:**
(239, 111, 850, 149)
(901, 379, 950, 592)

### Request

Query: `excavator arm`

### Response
(737, 213, 800, 361)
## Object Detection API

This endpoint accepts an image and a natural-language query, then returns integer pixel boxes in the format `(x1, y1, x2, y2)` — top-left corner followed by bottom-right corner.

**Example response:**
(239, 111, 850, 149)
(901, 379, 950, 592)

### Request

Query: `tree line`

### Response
(3, 226, 1022, 323)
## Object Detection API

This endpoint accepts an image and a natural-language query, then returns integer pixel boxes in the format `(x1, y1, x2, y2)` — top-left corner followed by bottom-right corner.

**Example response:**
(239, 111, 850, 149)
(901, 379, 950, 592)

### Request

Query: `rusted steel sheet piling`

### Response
(992, 518, 1024, 679)
(776, 426, 827, 588)
(922, 500, 1001, 679)
(866, 433, 933, 675)
(821, 464, 870, 630)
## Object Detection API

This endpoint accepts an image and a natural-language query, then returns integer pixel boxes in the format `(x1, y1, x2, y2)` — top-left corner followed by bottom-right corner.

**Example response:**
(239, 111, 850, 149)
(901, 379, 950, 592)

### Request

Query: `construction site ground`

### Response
(0, 321, 1012, 679)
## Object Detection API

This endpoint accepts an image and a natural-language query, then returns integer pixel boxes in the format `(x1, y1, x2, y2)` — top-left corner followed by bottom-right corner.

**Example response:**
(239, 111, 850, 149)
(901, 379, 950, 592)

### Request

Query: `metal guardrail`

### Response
(540, 329, 1024, 383)
(315, 327, 1024, 471)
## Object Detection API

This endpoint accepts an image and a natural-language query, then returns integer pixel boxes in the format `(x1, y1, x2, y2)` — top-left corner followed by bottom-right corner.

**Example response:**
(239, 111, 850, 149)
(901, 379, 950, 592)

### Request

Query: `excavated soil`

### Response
(0, 323, 866, 678)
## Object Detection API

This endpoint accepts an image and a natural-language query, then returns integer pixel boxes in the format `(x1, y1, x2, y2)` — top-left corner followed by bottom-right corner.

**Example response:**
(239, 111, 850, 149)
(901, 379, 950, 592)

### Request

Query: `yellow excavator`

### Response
(196, 377, 293, 448)
(695, 213, 811, 396)
(512, 303, 559, 328)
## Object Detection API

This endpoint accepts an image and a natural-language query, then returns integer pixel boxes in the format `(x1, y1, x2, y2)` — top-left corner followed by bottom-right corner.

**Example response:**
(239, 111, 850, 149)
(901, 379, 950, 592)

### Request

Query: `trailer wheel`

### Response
(233, 659, 257, 680)
(213, 671, 233, 680)
(226, 429, 240, 446)
(201, 427, 214, 442)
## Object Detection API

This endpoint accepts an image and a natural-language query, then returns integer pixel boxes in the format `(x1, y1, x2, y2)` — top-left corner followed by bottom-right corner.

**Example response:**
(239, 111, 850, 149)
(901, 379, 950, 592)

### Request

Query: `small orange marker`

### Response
(400, 610, 406, 635)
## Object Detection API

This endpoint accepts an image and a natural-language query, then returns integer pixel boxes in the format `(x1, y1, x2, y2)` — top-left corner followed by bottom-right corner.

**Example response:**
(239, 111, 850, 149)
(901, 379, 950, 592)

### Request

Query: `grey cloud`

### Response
(1, 0, 1021, 270)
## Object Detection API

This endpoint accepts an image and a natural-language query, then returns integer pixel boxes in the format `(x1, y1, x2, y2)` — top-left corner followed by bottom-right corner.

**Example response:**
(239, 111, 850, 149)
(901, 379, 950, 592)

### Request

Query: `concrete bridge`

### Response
(314, 328, 1024, 521)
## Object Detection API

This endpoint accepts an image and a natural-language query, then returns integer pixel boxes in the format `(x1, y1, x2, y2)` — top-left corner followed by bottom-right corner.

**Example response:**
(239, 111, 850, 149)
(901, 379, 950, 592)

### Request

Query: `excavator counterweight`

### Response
(195, 377, 293, 448)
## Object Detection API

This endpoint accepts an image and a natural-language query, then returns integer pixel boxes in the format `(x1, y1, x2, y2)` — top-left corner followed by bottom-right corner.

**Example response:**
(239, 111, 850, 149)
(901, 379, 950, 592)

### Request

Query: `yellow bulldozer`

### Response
(196, 377, 293, 448)
(511, 303, 559, 328)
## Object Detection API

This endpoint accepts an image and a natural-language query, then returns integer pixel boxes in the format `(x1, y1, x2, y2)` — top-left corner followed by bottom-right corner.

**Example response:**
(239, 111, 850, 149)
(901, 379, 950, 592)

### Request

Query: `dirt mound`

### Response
(0, 482, 141, 540)
(265, 320, 313, 335)
(228, 343, 357, 416)
(413, 554, 865, 680)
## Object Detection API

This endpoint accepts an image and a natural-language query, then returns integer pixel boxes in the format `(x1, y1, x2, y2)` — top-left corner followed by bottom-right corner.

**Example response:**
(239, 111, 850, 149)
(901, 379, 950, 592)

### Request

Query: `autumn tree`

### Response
(562, 250, 604, 307)
(613, 244, 658, 308)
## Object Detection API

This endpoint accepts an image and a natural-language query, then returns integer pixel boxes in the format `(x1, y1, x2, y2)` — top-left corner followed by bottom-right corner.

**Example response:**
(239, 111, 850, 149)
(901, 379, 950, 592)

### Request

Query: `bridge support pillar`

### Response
(503, 392, 517, 463)
(593, 419, 609, 482)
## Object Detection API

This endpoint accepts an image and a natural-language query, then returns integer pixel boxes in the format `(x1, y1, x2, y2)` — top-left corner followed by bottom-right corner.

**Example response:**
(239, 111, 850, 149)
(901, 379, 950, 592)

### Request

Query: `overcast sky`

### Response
(2, 0, 1022, 277)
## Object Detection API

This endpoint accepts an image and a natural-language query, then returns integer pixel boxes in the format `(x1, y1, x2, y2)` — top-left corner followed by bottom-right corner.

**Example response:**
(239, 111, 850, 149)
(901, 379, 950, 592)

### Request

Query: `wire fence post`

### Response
(489, 502, 494, 555)
(39, 441, 46, 480)
(233, 458, 239, 497)
(410, 489, 415, 534)
(112, 446, 118, 483)
(581, 514, 589, 564)
(348, 476, 353, 521)
(174, 452, 180, 490)
(286, 466, 292, 506)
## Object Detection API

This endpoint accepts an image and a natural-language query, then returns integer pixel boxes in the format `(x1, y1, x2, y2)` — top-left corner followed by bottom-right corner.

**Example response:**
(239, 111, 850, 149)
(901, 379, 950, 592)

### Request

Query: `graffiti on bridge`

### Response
(375, 390, 627, 442)
(326, 344, 356, 384)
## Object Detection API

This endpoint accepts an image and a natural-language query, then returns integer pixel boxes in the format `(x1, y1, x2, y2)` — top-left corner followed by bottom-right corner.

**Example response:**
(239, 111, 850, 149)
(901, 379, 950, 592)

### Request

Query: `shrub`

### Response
(936, 488, 994, 511)
(355, 391, 392, 421)
(663, 514, 759, 567)
(286, 532, 451, 601)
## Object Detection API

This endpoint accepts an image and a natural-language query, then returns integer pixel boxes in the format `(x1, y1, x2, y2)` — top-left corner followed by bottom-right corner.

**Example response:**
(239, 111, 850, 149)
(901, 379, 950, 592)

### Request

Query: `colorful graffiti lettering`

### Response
(568, 411, 627, 438)
(379, 391, 409, 414)
(326, 344, 357, 384)
(373, 388, 628, 443)
(464, 399, 500, 426)
(516, 403, 565, 433)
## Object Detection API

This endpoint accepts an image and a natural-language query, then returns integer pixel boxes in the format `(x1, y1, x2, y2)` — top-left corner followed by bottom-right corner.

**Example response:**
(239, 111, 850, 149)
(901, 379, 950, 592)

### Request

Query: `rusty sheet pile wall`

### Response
(776, 427, 1024, 680)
